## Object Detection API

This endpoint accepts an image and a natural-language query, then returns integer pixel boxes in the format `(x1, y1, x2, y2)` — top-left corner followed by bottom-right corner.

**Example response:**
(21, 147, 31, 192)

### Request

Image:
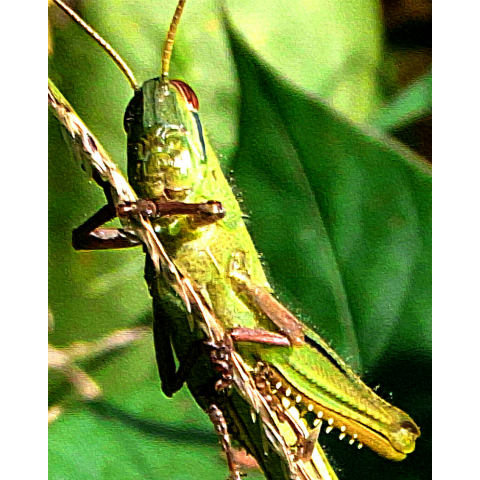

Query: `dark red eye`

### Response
(170, 79, 199, 111)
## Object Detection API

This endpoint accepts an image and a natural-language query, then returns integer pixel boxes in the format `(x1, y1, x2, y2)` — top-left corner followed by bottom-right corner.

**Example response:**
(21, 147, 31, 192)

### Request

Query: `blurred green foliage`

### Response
(370, 69, 432, 132)
(48, 1, 431, 479)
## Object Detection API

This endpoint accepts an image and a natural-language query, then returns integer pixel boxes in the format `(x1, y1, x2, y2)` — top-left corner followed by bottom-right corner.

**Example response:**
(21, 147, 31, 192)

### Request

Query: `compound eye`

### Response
(170, 79, 199, 111)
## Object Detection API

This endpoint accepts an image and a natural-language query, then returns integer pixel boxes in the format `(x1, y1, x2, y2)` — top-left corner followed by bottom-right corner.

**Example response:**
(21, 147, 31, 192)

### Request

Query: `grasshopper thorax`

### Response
(124, 77, 207, 202)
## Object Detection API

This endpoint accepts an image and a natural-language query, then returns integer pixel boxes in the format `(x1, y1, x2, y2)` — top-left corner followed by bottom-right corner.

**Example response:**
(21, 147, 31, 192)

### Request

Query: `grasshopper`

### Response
(50, 73, 340, 480)
(49, 0, 420, 478)
(49, 2, 338, 478)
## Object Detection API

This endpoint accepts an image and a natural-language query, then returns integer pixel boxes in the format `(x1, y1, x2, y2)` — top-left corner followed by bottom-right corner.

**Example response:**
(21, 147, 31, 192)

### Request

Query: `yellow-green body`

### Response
(126, 77, 420, 464)
(125, 78, 269, 331)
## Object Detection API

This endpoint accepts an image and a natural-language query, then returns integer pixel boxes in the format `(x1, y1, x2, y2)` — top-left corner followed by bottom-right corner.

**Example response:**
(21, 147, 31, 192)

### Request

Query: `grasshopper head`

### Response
(124, 77, 207, 201)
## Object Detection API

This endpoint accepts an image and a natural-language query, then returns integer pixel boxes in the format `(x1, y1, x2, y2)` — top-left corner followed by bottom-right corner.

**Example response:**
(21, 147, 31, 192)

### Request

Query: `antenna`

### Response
(52, 0, 138, 90)
(161, 0, 187, 78)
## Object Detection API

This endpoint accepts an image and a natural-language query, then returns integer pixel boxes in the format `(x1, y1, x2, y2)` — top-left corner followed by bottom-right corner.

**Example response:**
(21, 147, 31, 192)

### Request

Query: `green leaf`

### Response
(226, 17, 431, 480)
(49, 406, 244, 480)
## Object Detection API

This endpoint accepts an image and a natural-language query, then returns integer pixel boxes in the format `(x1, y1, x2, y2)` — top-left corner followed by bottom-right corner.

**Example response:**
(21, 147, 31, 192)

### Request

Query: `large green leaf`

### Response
(49, 1, 430, 479)
(226, 16, 431, 480)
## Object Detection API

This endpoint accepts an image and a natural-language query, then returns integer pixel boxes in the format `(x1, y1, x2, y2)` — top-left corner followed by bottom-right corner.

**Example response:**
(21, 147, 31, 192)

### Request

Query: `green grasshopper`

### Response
(49, 0, 420, 478)
(49, 75, 339, 480)
(49, 2, 339, 478)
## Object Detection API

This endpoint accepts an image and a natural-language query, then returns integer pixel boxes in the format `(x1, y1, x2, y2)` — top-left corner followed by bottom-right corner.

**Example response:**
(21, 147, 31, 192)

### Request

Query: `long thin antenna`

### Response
(161, 0, 187, 78)
(52, 0, 138, 90)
